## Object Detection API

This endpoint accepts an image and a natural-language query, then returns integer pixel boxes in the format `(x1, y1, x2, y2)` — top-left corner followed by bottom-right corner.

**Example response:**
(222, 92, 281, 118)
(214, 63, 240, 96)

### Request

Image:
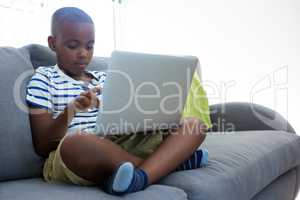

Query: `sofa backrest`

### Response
(0, 46, 43, 181)
(0, 44, 109, 181)
(23, 44, 109, 71)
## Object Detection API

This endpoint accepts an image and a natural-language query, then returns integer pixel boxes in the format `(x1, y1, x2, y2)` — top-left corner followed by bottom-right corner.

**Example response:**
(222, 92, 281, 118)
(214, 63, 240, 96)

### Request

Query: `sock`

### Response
(104, 162, 148, 195)
(175, 149, 209, 171)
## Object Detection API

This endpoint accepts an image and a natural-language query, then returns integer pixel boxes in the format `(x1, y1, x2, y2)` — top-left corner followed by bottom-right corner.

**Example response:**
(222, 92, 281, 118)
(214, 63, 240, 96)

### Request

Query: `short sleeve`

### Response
(182, 72, 212, 128)
(26, 68, 53, 111)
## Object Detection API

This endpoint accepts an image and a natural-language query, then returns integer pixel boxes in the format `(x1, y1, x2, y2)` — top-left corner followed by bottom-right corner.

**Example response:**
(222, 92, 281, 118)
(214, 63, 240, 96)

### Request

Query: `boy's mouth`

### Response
(75, 62, 88, 69)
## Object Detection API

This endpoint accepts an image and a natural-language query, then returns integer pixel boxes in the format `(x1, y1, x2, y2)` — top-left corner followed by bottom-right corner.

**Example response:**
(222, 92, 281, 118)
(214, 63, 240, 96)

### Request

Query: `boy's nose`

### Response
(78, 48, 89, 58)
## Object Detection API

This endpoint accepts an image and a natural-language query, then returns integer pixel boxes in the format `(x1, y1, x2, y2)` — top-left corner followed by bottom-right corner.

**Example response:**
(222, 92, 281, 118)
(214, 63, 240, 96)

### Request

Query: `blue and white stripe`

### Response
(26, 65, 106, 134)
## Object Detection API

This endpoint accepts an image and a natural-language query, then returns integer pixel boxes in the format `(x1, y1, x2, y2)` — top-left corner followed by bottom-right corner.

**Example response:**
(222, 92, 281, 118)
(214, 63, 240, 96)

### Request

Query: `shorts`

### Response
(43, 133, 164, 186)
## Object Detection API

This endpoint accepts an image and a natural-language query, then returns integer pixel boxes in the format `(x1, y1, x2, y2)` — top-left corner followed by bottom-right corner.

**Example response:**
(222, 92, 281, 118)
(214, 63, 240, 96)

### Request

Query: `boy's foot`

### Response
(175, 148, 209, 171)
(104, 162, 148, 195)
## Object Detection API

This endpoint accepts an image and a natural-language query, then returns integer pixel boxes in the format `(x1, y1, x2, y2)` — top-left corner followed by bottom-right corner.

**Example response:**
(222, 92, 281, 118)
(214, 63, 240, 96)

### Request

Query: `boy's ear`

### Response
(48, 36, 56, 52)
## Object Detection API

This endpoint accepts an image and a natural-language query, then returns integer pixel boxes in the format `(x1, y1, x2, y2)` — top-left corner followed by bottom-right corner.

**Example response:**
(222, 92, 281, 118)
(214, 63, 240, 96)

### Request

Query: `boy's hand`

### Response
(90, 86, 102, 107)
(71, 86, 102, 112)
(90, 85, 101, 96)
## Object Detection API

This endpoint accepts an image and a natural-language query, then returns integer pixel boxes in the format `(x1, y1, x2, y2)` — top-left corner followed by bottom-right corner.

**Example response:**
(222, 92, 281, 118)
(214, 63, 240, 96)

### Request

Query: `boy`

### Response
(26, 7, 212, 195)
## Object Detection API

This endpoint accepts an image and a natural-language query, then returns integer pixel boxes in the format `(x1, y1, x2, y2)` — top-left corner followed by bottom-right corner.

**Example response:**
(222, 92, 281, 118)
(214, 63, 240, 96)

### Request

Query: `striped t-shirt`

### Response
(26, 65, 106, 134)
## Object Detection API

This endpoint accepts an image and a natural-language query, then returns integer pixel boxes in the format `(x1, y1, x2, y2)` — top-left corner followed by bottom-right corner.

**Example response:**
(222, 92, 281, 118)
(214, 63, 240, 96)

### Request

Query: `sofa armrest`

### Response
(209, 102, 295, 133)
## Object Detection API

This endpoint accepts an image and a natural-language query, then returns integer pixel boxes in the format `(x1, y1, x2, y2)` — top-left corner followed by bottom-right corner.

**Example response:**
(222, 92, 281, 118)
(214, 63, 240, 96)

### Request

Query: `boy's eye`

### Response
(87, 43, 94, 50)
(87, 45, 94, 50)
(67, 44, 78, 49)
(66, 41, 79, 49)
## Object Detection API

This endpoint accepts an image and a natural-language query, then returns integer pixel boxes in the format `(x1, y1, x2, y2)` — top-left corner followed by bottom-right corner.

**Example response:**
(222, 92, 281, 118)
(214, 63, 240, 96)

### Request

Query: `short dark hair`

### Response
(51, 7, 94, 36)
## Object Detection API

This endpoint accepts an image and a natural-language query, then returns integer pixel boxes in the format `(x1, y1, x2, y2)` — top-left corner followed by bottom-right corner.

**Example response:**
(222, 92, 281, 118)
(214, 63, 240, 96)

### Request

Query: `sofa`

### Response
(0, 44, 300, 200)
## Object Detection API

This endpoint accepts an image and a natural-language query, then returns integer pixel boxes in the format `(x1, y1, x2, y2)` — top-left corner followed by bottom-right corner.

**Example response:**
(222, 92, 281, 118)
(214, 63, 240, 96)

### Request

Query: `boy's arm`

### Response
(29, 90, 98, 158)
(29, 104, 76, 158)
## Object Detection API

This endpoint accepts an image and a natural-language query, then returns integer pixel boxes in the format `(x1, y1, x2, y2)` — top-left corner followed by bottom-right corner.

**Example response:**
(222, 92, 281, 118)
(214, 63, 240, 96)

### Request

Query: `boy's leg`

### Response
(105, 117, 207, 195)
(174, 148, 209, 171)
(140, 117, 207, 184)
(59, 132, 144, 185)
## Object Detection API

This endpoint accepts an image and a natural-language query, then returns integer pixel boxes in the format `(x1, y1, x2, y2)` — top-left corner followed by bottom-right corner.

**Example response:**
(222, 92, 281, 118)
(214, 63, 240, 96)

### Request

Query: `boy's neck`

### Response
(70, 72, 92, 82)
(58, 66, 92, 82)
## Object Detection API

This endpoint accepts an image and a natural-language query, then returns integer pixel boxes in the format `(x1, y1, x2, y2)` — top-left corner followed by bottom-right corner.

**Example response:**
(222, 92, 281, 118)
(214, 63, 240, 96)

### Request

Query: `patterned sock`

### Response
(104, 162, 148, 195)
(175, 149, 209, 171)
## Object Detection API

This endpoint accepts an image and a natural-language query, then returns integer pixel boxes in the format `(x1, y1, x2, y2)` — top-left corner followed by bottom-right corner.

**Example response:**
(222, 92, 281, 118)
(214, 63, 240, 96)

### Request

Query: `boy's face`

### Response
(49, 22, 95, 77)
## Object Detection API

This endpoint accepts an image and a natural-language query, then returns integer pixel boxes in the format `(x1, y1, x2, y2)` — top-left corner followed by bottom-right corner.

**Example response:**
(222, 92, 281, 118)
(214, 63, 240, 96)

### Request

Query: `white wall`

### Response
(116, 0, 300, 134)
(0, 0, 46, 47)
(0, 0, 114, 56)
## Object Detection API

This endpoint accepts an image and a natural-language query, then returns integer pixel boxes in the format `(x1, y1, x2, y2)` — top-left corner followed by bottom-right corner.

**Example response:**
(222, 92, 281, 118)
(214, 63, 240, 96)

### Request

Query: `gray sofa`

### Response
(1, 44, 300, 200)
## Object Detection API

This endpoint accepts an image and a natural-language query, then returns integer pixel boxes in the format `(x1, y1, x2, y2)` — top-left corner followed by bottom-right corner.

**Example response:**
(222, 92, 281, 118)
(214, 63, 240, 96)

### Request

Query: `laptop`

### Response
(95, 51, 198, 136)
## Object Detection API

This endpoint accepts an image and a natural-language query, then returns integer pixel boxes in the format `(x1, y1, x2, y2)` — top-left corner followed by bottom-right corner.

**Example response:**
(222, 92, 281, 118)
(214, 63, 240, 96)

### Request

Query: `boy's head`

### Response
(48, 7, 95, 78)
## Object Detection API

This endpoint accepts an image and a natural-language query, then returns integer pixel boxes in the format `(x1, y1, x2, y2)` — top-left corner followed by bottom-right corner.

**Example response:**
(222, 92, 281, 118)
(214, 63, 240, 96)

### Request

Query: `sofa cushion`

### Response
(159, 130, 300, 200)
(22, 44, 56, 68)
(0, 47, 44, 181)
(251, 167, 297, 200)
(0, 178, 187, 200)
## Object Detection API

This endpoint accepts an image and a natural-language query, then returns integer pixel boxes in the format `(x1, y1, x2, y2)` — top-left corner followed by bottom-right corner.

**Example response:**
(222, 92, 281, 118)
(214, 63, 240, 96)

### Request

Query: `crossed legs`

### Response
(59, 117, 206, 189)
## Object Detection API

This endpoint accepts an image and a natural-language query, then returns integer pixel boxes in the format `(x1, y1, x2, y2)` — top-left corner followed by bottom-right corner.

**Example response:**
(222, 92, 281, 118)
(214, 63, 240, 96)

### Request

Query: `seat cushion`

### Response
(251, 167, 297, 200)
(159, 130, 300, 200)
(0, 178, 187, 200)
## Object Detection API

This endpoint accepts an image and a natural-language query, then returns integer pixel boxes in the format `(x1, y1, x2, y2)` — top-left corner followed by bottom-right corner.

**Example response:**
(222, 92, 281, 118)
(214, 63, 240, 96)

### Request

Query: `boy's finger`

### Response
(76, 96, 85, 105)
(86, 90, 93, 99)
(89, 92, 99, 108)
(72, 100, 86, 112)
(80, 91, 92, 100)
(77, 96, 90, 107)
(91, 86, 102, 94)
(80, 91, 89, 96)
